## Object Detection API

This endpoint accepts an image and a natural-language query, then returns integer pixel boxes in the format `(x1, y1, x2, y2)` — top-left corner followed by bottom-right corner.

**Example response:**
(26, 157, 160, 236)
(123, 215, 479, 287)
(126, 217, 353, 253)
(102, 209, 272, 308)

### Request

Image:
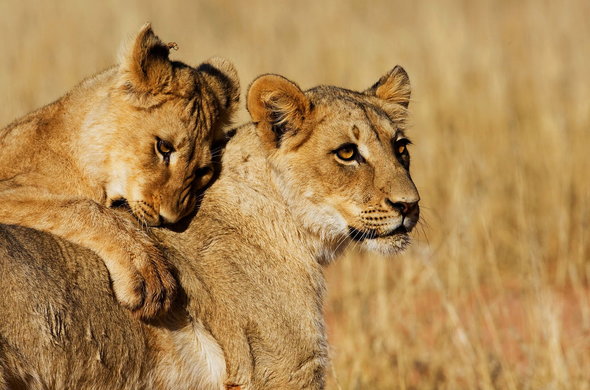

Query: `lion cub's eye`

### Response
(334, 144, 361, 163)
(156, 138, 175, 163)
(397, 144, 406, 155)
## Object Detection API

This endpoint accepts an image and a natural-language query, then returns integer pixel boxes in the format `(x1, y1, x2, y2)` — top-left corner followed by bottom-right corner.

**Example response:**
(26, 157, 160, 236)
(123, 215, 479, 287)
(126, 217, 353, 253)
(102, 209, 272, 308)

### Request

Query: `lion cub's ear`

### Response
(247, 74, 311, 150)
(365, 65, 411, 117)
(117, 23, 173, 104)
(196, 57, 241, 141)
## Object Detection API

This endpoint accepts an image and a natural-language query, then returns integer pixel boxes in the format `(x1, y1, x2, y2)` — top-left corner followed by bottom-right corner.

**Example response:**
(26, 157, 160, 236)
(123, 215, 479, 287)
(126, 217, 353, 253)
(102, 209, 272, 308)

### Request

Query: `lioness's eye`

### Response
(394, 139, 411, 156)
(334, 144, 360, 163)
(393, 138, 411, 169)
(156, 138, 175, 162)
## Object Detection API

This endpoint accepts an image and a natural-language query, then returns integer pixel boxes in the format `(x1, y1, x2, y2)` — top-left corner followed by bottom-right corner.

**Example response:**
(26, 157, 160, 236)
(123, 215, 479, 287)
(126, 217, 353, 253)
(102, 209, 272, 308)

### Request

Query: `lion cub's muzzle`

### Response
(109, 198, 164, 226)
(129, 199, 162, 226)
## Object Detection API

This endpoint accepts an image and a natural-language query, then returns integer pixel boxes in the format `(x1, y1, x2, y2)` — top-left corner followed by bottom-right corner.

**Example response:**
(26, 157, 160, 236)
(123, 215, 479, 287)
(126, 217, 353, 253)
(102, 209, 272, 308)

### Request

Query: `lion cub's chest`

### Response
(150, 322, 226, 390)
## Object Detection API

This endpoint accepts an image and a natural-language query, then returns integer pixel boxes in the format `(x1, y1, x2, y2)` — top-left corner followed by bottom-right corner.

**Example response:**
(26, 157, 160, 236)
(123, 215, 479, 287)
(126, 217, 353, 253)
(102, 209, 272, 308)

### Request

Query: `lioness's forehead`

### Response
(307, 86, 400, 140)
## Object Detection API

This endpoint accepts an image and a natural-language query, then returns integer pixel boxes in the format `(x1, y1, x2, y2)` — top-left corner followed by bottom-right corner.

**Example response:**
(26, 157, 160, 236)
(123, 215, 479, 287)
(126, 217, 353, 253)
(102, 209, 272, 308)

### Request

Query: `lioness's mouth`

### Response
(348, 225, 408, 242)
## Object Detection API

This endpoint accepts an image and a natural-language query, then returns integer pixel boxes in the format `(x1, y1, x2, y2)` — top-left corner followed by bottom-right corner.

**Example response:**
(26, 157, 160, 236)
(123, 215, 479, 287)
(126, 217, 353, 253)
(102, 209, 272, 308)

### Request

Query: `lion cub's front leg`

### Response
(0, 189, 175, 320)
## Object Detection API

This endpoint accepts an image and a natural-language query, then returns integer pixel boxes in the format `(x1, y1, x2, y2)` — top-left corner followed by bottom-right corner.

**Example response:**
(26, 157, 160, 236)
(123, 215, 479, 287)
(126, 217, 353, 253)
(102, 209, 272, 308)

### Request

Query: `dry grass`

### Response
(1, 1, 589, 388)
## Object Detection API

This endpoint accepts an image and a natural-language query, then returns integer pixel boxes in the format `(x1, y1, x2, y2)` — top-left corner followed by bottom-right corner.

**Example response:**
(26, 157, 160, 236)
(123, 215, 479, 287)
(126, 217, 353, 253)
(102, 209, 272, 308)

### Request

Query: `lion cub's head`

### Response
(90, 24, 239, 226)
(247, 67, 419, 256)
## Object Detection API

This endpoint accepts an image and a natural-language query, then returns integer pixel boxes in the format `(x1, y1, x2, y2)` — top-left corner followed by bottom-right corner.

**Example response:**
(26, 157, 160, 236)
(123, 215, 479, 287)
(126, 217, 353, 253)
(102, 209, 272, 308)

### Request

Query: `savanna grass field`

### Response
(1, 1, 589, 388)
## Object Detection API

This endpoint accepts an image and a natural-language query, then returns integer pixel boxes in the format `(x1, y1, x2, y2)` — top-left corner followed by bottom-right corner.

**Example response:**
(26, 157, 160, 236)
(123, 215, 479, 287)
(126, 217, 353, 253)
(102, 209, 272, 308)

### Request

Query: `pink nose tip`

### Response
(386, 199, 419, 216)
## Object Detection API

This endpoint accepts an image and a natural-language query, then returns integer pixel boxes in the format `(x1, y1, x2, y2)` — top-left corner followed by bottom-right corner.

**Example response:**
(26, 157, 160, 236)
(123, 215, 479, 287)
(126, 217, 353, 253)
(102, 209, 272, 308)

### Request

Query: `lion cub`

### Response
(0, 24, 239, 319)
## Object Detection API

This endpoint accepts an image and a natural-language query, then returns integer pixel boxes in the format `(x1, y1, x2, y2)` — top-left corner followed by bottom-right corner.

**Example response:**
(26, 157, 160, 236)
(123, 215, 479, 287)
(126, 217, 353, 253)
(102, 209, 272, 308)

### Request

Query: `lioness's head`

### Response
(99, 24, 239, 225)
(247, 67, 419, 256)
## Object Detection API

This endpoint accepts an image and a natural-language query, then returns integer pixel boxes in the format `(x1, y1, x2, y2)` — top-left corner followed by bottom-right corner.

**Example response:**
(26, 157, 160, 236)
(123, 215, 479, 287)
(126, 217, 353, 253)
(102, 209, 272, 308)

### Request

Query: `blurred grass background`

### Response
(1, 1, 589, 388)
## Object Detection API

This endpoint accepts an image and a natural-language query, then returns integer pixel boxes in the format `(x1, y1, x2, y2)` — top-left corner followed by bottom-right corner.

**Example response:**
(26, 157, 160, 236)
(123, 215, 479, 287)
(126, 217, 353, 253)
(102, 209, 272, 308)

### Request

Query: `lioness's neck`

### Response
(184, 125, 325, 262)
(157, 124, 329, 387)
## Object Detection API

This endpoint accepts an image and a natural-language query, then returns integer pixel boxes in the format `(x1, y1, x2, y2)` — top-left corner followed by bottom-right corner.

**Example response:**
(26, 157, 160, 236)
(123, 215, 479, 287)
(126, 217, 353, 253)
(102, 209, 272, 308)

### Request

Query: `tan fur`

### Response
(0, 23, 240, 319)
(0, 67, 418, 389)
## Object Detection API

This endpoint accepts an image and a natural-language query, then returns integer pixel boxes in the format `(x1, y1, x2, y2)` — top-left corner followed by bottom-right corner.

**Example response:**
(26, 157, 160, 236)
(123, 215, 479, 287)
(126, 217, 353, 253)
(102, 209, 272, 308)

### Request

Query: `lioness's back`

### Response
(0, 225, 147, 389)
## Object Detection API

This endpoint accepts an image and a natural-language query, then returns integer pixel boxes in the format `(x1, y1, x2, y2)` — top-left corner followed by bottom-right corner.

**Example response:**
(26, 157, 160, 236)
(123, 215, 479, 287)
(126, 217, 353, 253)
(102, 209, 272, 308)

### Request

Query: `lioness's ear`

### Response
(247, 74, 310, 149)
(117, 23, 173, 96)
(196, 57, 241, 140)
(365, 65, 411, 110)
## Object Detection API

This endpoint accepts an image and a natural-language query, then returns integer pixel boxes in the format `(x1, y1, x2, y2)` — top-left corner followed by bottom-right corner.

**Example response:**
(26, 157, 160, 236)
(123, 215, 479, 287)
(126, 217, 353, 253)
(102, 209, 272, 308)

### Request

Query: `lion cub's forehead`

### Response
(139, 98, 206, 152)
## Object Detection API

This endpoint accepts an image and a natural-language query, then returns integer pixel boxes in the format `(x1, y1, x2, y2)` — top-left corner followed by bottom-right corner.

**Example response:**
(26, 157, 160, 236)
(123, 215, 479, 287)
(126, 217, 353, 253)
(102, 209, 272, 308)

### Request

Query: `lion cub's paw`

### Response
(108, 237, 177, 321)
(132, 242, 177, 320)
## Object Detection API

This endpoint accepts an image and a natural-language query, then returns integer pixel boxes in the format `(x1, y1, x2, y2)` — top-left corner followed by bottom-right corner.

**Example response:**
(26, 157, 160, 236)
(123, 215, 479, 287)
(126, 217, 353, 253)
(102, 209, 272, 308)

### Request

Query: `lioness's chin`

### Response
(360, 233, 411, 255)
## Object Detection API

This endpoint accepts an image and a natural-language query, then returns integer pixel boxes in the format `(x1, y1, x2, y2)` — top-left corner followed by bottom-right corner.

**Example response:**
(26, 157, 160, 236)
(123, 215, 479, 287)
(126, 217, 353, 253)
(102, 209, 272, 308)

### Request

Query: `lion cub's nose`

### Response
(159, 213, 180, 225)
(386, 198, 419, 216)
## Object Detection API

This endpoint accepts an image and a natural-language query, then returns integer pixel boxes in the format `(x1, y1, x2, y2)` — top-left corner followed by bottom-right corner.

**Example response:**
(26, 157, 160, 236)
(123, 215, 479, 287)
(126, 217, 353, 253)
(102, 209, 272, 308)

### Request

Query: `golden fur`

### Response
(0, 66, 418, 389)
(0, 24, 240, 319)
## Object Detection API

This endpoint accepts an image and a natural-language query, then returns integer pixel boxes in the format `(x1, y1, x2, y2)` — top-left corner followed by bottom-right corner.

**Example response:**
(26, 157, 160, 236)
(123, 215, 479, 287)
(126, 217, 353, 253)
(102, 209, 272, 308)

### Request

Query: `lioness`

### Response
(0, 24, 239, 319)
(0, 66, 419, 389)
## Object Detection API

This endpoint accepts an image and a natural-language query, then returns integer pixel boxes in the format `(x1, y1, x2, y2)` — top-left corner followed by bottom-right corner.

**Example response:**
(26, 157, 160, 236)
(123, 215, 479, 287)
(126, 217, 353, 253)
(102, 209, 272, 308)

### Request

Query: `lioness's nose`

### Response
(386, 198, 419, 216)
